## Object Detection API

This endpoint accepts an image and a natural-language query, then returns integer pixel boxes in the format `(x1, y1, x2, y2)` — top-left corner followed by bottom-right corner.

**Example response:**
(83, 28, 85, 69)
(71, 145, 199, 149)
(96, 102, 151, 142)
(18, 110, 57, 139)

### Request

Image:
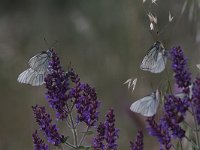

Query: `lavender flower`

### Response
(104, 109, 119, 150)
(93, 122, 106, 149)
(170, 46, 191, 93)
(45, 49, 70, 119)
(164, 95, 189, 123)
(76, 84, 100, 126)
(146, 117, 171, 150)
(192, 78, 200, 124)
(160, 115, 185, 140)
(32, 105, 62, 145)
(32, 130, 48, 150)
(68, 69, 100, 126)
(130, 130, 143, 150)
(68, 68, 84, 103)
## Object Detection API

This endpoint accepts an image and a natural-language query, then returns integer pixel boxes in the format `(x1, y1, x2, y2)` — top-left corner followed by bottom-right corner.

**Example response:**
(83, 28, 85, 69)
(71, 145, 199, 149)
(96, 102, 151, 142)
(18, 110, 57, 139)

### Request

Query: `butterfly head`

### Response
(155, 41, 164, 49)
(46, 49, 54, 57)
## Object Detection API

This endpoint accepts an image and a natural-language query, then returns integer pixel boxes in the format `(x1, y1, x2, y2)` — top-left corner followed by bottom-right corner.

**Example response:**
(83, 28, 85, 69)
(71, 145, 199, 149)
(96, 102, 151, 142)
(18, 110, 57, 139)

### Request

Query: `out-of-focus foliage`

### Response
(1, 0, 200, 149)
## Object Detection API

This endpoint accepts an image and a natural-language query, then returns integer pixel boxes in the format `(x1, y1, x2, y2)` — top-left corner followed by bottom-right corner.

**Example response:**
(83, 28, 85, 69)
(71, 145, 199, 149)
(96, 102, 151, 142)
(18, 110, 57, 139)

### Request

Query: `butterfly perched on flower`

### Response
(140, 41, 168, 73)
(17, 50, 52, 86)
(130, 89, 160, 117)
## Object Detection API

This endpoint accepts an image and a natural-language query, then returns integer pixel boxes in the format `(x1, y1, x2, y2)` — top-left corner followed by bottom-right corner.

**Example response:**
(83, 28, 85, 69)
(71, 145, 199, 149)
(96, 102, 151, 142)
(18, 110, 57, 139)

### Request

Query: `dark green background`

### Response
(0, 0, 199, 149)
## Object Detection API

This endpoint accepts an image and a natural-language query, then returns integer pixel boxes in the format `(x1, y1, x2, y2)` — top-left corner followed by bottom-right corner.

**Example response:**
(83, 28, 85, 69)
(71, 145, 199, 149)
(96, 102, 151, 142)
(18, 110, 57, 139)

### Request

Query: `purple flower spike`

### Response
(192, 78, 200, 124)
(170, 46, 191, 93)
(130, 130, 144, 150)
(164, 95, 189, 123)
(32, 105, 62, 145)
(76, 84, 100, 126)
(68, 69, 100, 126)
(93, 122, 106, 150)
(104, 109, 119, 150)
(32, 130, 48, 150)
(68, 68, 84, 102)
(146, 117, 171, 150)
(45, 49, 70, 120)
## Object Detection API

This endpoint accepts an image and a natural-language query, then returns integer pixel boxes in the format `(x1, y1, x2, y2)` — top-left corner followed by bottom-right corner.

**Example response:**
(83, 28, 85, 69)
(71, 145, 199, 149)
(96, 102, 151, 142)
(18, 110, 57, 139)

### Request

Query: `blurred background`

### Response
(1, 0, 200, 149)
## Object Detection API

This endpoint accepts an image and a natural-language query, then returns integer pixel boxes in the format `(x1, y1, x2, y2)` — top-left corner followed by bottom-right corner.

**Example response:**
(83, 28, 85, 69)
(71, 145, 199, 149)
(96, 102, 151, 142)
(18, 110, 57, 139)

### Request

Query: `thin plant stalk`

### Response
(79, 126, 90, 147)
(179, 140, 183, 150)
(192, 105, 200, 149)
(185, 135, 199, 150)
(64, 142, 77, 149)
(66, 104, 78, 148)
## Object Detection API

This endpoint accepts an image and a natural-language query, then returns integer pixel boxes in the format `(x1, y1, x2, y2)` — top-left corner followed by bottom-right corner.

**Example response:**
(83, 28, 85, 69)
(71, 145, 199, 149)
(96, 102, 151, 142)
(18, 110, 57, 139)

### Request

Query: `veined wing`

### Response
(17, 68, 46, 86)
(140, 41, 167, 73)
(130, 91, 159, 117)
(140, 46, 158, 72)
(149, 50, 167, 73)
(28, 51, 50, 73)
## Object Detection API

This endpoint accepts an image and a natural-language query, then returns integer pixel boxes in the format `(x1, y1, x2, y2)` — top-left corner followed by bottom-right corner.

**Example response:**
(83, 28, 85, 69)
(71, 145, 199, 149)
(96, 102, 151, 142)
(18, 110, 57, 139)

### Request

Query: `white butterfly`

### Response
(130, 90, 160, 117)
(140, 41, 167, 73)
(17, 50, 52, 86)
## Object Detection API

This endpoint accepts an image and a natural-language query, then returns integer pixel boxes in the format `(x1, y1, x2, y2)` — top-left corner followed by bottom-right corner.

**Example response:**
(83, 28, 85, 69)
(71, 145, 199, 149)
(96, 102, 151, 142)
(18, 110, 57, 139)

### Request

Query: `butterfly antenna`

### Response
(43, 37, 59, 50)
(50, 40, 58, 49)
(67, 61, 72, 71)
(43, 37, 49, 48)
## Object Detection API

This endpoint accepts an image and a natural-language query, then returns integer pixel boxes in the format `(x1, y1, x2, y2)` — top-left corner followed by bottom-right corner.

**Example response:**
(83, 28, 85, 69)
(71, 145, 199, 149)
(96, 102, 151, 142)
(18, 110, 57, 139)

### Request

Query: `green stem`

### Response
(185, 135, 199, 149)
(179, 140, 183, 150)
(184, 121, 200, 132)
(79, 126, 90, 147)
(192, 105, 200, 149)
(66, 104, 78, 148)
(64, 142, 77, 149)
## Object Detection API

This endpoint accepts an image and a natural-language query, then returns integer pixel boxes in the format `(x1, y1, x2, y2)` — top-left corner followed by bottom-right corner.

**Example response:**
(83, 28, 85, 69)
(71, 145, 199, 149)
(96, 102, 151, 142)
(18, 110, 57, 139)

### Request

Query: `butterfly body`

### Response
(140, 41, 167, 73)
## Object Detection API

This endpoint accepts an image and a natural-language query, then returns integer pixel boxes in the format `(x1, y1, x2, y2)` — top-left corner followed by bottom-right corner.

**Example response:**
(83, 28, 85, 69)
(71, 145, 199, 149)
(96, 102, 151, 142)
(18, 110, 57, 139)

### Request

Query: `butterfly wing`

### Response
(149, 51, 167, 73)
(140, 46, 158, 72)
(17, 68, 46, 86)
(130, 93, 159, 117)
(140, 42, 167, 73)
(28, 51, 50, 73)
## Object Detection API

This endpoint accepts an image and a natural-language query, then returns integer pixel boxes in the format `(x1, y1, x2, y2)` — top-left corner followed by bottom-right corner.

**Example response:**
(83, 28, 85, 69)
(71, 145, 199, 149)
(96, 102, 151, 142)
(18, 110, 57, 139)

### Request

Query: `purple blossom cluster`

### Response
(75, 84, 100, 126)
(192, 78, 200, 124)
(44, 49, 100, 126)
(170, 46, 191, 93)
(32, 130, 48, 150)
(146, 117, 171, 150)
(93, 109, 119, 150)
(45, 49, 70, 120)
(32, 105, 62, 146)
(93, 122, 105, 149)
(130, 130, 144, 150)
(68, 68, 100, 126)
